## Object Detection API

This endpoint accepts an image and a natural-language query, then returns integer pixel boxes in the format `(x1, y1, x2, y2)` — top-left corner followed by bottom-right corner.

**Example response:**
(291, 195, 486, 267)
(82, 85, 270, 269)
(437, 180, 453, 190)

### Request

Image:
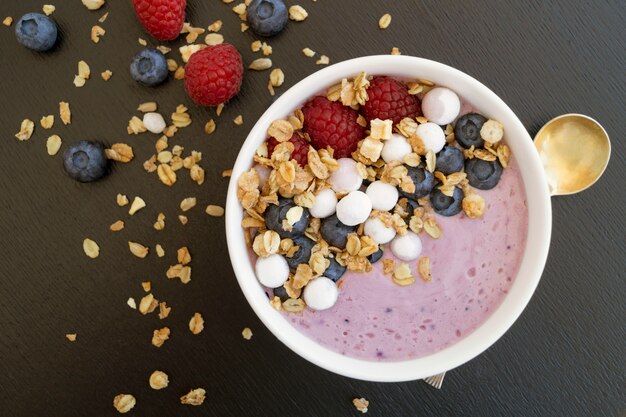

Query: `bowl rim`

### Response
(225, 55, 552, 382)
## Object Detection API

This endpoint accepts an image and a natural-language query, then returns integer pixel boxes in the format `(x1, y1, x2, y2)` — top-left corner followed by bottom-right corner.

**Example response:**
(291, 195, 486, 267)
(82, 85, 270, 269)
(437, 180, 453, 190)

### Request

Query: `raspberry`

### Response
(184, 44, 243, 107)
(267, 134, 309, 166)
(132, 0, 186, 41)
(302, 96, 366, 159)
(361, 76, 421, 125)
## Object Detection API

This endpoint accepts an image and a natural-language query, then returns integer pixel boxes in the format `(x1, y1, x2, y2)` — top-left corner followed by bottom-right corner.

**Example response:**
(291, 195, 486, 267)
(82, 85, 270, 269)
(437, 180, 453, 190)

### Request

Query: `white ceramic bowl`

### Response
(225, 55, 551, 382)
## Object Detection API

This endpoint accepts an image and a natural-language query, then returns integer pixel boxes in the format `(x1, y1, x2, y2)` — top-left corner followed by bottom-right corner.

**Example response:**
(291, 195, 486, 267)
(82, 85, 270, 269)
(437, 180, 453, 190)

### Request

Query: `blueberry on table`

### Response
(367, 248, 384, 264)
(454, 113, 487, 149)
(285, 235, 315, 270)
(324, 257, 347, 282)
(63, 141, 108, 182)
(265, 198, 310, 239)
(320, 214, 357, 249)
(15, 13, 57, 52)
(130, 48, 168, 86)
(399, 165, 435, 199)
(465, 158, 503, 190)
(430, 187, 464, 216)
(247, 0, 289, 37)
(436, 145, 464, 175)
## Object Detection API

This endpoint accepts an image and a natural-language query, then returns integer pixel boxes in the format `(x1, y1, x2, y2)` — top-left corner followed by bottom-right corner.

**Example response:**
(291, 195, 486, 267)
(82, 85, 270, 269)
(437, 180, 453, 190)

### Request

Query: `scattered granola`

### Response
(40, 115, 54, 129)
(65, 333, 77, 342)
(127, 297, 136, 309)
(91, 25, 105, 43)
(113, 394, 135, 414)
(151, 327, 170, 347)
(180, 197, 197, 212)
(180, 388, 206, 406)
(178, 215, 188, 225)
(241, 327, 253, 340)
(105, 143, 134, 163)
(289, 5, 308, 21)
(352, 397, 369, 414)
(155, 244, 165, 258)
(2, 16, 13, 27)
(149, 371, 169, 390)
(139, 293, 158, 315)
(101, 70, 112, 80)
(116, 194, 129, 207)
(249, 58, 272, 71)
(189, 312, 204, 334)
(15, 119, 34, 141)
(128, 241, 149, 258)
(83, 238, 100, 259)
(82, 0, 105, 10)
(378, 13, 392, 29)
(59, 101, 71, 125)
(109, 220, 124, 232)
(316, 55, 329, 65)
(46, 135, 62, 155)
(233, 115, 244, 125)
(302, 47, 315, 57)
(128, 197, 146, 215)
(205, 205, 225, 217)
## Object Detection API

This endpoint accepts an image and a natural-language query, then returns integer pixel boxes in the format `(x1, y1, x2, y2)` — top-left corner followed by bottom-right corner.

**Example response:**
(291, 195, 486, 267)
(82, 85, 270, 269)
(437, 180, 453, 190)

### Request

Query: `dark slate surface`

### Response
(0, 1, 623, 416)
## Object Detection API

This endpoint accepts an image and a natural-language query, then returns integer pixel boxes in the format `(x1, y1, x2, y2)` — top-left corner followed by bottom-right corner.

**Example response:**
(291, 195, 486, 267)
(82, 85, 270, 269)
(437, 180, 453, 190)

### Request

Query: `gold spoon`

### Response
(534, 114, 611, 196)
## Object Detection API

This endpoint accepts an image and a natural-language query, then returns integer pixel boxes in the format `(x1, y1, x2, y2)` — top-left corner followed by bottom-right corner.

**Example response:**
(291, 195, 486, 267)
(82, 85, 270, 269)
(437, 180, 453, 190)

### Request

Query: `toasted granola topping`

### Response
(83, 238, 100, 258)
(418, 256, 433, 282)
(152, 327, 170, 347)
(128, 241, 149, 258)
(393, 263, 415, 286)
(267, 119, 293, 142)
(113, 394, 136, 414)
(283, 298, 306, 312)
(462, 193, 486, 218)
(46, 135, 62, 155)
(149, 371, 169, 390)
(480, 119, 504, 144)
(382, 258, 395, 275)
(370, 119, 393, 140)
(270, 296, 282, 310)
(423, 217, 442, 239)
(242, 327, 253, 340)
(180, 388, 206, 406)
(378, 13, 392, 29)
(189, 312, 204, 334)
(353, 397, 369, 414)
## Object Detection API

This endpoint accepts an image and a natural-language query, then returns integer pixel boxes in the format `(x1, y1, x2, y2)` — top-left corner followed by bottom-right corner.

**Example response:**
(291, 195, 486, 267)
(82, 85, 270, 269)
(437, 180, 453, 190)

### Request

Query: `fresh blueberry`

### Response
(273, 285, 289, 302)
(465, 158, 503, 190)
(247, 0, 289, 37)
(130, 48, 168, 86)
(265, 198, 310, 239)
(320, 214, 357, 249)
(15, 13, 57, 52)
(286, 235, 315, 270)
(430, 186, 464, 216)
(455, 113, 487, 149)
(63, 141, 108, 182)
(324, 257, 347, 282)
(436, 145, 464, 175)
(367, 248, 384, 264)
(399, 165, 435, 199)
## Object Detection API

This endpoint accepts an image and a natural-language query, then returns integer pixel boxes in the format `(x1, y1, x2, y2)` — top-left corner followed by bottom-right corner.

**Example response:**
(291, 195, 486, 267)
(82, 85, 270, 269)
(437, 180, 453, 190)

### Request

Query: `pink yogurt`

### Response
(278, 156, 528, 361)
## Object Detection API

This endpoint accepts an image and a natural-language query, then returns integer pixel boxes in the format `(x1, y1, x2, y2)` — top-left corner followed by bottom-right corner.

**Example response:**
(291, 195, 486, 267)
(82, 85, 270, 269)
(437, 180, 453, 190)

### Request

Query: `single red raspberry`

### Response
(361, 76, 421, 125)
(267, 134, 310, 167)
(301, 96, 366, 159)
(184, 44, 243, 107)
(132, 0, 186, 41)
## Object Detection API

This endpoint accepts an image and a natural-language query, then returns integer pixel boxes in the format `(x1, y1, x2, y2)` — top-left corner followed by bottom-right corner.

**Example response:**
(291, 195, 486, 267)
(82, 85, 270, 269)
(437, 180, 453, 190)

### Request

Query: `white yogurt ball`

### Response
(309, 188, 337, 218)
(254, 164, 271, 188)
(336, 191, 372, 226)
(329, 158, 363, 193)
(143, 112, 167, 134)
(381, 133, 412, 163)
(364, 217, 397, 245)
(366, 181, 399, 211)
(255, 254, 289, 288)
(416, 122, 446, 153)
(421, 87, 461, 126)
(303, 277, 338, 310)
(390, 232, 423, 261)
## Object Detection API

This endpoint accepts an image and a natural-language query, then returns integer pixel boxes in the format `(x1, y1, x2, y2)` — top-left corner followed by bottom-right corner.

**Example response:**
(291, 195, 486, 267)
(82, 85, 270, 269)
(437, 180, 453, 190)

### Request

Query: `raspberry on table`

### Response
(184, 43, 243, 107)
(267, 134, 309, 166)
(302, 96, 366, 159)
(361, 76, 421, 125)
(132, 0, 186, 41)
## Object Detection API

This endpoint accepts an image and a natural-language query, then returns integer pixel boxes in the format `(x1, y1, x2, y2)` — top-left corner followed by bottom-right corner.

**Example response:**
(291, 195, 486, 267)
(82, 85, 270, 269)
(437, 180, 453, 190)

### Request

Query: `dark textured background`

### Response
(0, 1, 623, 416)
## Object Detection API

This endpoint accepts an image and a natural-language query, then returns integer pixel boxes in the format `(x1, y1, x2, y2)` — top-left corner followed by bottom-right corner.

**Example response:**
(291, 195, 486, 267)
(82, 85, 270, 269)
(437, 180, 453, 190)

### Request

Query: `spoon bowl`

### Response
(534, 114, 611, 196)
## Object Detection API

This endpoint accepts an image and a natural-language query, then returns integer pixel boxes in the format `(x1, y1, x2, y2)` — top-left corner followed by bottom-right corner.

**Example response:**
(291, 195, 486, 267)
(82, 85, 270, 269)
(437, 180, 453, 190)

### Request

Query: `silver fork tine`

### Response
(423, 372, 446, 389)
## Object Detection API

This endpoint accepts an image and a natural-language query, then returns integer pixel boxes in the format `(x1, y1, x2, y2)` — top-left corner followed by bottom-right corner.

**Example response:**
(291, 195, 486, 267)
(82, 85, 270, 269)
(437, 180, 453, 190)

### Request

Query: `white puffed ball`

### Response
(142, 112, 167, 134)
(329, 158, 363, 193)
(366, 181, 399, 211)
(254, 164, 271, 188)
(416, 122, 446, 153)
(336, 191, 372, 226)
(255, 254, 289, 288)
(303, 277, 339, 310)
(364, 217, 397, 245)
(421, 87, 461, 125)
(309, 188, 338, 218)
(390, 232, 423, 261)
(381, 133, 412, 163)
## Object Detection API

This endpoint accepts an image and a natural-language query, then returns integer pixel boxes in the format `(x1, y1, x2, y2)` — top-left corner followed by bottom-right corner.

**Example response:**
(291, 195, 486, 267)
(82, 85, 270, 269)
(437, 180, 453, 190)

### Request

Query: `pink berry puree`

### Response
(280, 157, 528, 361)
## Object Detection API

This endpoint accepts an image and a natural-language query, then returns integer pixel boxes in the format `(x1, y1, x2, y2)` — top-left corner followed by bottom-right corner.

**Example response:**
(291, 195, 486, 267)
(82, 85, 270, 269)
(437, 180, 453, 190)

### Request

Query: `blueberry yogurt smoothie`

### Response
(236, 73, 528, 361)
